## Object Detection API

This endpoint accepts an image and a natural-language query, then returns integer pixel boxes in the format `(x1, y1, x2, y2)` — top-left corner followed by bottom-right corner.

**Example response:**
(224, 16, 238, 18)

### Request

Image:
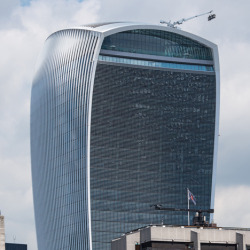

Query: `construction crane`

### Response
(151, 204, 214, 227)
(160, 10, 216, 28)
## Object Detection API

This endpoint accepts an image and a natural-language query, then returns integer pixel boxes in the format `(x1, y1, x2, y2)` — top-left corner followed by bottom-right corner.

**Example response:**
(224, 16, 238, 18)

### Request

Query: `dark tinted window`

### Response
(201, 243, 237, 250)
(5, 243, 27, 250)
(142, 241, 194, 250)
(91, 63, 216, 249)
(102, 29, 213, 60)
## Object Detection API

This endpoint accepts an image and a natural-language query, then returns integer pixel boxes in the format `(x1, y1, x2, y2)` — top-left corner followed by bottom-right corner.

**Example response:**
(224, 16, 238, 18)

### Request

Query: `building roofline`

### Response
(47, 22, 217, 49)
(112, 224, 250, 241)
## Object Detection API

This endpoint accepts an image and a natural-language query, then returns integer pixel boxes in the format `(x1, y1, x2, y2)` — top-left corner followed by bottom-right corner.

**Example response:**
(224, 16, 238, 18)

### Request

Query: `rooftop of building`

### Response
(117, 224, 250, 238)
(47, 21, 217, 50)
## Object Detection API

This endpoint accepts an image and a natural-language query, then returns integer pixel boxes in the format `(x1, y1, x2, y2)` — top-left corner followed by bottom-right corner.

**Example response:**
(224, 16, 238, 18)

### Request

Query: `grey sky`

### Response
(0, 0, 250, 249)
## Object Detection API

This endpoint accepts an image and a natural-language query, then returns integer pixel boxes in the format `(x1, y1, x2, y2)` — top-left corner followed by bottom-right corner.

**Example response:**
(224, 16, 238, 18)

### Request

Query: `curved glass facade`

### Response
(90, 64, 216, 250)
(31, 24, 219, 250)
(101, 29, 213, 60)
(91, 29, 216, 250)
(31, 29, 100, 250)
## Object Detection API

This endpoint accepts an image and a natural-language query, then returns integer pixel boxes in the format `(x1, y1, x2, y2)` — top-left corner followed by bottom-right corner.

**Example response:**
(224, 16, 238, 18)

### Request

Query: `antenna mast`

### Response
(160, 10, 216, 28)
(151, 204, 214, 227)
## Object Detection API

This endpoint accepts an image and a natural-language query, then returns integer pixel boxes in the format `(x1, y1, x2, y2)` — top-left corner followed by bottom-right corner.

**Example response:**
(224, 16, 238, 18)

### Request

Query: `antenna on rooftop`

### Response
(151, 204, 214, 227)
(160, 10, 216, 29)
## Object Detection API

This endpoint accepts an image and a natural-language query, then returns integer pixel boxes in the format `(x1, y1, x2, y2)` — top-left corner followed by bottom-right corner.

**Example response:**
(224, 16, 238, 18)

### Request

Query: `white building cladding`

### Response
(30, 22, 220, 250)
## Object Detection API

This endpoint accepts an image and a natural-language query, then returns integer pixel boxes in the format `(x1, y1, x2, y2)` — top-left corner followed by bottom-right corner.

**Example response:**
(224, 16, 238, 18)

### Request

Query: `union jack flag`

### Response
(188, 189, 196, 205)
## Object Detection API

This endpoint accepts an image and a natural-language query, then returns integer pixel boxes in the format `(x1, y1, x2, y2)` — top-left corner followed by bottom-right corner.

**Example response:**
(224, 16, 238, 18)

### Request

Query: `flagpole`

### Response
(187, 188, 190, 226)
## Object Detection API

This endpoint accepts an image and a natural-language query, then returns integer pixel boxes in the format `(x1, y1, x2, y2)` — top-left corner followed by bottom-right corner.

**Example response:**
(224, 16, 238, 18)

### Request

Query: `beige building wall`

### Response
(0, 215, 5, 250)
(112, 225, 250, 250)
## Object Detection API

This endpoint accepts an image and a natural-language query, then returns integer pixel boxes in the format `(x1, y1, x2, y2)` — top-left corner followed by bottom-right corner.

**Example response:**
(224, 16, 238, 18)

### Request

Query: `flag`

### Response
(188, 189, 196, 205)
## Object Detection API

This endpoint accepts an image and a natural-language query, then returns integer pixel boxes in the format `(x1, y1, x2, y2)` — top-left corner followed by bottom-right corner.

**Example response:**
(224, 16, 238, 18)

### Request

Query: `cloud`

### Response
(20, 0, 32, 7)
(216, 41, 250, 186)
(0, 0, 19, 26)
(214, 185, 250, 227)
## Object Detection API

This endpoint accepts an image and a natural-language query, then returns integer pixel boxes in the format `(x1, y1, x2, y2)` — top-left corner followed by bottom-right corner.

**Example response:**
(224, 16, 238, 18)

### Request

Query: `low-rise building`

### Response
(112, 225, 250, 250)
(0, 213, 27, 250)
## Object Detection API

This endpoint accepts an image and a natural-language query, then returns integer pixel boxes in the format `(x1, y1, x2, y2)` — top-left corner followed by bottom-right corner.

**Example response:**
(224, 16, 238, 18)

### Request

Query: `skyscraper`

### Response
(31, 22, 219, 250)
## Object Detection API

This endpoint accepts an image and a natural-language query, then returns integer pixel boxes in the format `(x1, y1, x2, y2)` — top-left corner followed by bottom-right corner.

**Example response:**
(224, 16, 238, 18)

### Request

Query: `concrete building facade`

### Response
(112, 225, 250, 250)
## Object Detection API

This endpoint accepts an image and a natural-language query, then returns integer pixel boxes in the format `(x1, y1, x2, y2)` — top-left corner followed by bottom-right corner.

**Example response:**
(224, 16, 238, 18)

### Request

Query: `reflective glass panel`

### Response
(98, 55, 214, 72)
(101, 29, 213, 60)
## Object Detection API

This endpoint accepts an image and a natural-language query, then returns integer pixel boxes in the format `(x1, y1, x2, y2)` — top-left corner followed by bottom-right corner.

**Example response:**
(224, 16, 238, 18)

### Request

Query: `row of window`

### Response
(99, 55, 214, 72)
